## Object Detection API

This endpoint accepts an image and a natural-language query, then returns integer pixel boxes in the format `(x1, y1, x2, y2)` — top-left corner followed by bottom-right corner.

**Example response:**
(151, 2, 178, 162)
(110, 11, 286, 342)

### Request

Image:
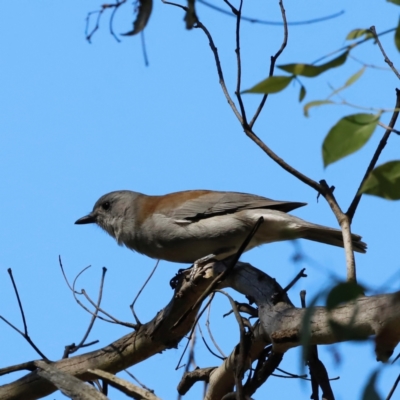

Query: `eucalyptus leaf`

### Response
(322, 113, 380, 167)
(345, 67, 365, 87)
(299, 85, 306, 102)
(303, 100, 334, 117)
(360, 161, 400, 200)
(395, 18, 400, 52)
(278, 51, 348, 77)
(242, 75, 293, 94)
(346, 29, 374, 40)
(326, 282, 365, 311)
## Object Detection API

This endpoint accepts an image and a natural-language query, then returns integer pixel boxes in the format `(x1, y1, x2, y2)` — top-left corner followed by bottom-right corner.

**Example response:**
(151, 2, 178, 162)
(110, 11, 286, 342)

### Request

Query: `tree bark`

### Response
(1, 261, 399, 400)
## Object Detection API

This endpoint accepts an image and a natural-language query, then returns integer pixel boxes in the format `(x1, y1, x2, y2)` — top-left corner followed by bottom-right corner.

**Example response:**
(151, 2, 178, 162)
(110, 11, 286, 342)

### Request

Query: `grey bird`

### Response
(75, 190, 366, 263)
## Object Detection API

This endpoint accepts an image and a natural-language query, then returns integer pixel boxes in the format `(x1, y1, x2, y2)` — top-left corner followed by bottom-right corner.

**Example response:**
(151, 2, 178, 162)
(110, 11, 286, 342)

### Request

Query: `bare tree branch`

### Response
(0, 269, 48, 361)
(88, 369, 161, 400)
(35, 360, 108, 400)
(2, 262, 400, 399)
(369, 26, 400, 80)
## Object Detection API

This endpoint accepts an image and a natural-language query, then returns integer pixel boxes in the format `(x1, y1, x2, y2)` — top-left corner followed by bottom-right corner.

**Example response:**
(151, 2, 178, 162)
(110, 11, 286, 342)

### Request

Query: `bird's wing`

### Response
(169, 191, 306, 222)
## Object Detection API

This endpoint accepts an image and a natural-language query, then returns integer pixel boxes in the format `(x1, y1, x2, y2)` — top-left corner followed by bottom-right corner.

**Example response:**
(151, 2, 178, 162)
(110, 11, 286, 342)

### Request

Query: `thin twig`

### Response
(369, 26, 400, 80)
(175, 295, 214, 370)
(86, 10, 104, 43)
(386, 373, 400, 400)
(81, 289, 138, 329)
(194, 20, 243, 123)
(109, 1, 126, 43)
(217, 290, 247, 399)
(347, 89, 400, 222)
(8, 269, 28, 333)
(198, 323, 225, 360)
(223, 303, 258, 318)
(59, 256, 75, 292)
(275, 367, 308, 379)
(124, 369, 155, 393)
(231, 0, 248, 125)
(86, 1, 127, 43)
(130, 260, 160, 326)
(1, 269, 48, 360)
(243, 125, 322, 192)
(349, 54, 391, 71)
(177, 330, 199, 399)
(198, 0, 344, 26)
(70, 266, 138, 329)
(0, 315, 49, 361)
(249, 0, 288, 128)
(63, 267, 107, 358)
(312, 28, 395, 65)
(283, 268, 307, 292)
(141, 31, 149, 66)
(378, 121, 400, 135)
(205, 293, 227, 358)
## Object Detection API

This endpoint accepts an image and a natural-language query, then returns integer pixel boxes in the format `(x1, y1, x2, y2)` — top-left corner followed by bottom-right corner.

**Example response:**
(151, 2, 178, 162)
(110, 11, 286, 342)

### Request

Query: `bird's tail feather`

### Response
(302, 225, 367, 253)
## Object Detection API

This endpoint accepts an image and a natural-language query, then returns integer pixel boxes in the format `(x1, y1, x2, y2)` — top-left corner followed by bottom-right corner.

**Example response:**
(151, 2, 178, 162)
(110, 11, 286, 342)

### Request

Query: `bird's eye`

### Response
(102, 201, 110, 211)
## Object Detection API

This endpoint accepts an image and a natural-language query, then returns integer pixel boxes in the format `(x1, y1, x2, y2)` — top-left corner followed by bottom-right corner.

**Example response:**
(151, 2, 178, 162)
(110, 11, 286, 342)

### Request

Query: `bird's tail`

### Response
(302, 224, 367, 253)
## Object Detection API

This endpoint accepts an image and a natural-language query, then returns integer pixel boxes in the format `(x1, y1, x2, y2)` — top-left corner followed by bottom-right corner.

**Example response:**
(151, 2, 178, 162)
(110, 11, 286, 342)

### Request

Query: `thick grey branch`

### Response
(35, 360, 108, 400)
(88, 369, 161, 400)
(2, 262, 400, 400)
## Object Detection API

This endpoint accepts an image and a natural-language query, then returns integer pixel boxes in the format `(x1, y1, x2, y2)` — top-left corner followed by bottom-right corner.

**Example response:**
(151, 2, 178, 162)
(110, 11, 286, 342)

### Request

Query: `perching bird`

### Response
(75, 190, 366, 263)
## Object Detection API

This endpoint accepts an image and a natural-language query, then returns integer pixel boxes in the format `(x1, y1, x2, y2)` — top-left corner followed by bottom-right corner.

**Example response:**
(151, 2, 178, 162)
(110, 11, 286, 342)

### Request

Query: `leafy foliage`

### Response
(243, 75, 293, 94)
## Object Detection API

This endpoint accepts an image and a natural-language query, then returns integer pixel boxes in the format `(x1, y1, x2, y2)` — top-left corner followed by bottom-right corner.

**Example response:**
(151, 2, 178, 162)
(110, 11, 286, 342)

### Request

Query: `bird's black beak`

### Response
(75, 213, 97, 225)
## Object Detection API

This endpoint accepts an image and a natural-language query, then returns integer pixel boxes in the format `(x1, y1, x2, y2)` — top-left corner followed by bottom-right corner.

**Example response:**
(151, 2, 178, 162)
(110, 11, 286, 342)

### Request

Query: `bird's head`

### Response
(75, 190, 140, 244)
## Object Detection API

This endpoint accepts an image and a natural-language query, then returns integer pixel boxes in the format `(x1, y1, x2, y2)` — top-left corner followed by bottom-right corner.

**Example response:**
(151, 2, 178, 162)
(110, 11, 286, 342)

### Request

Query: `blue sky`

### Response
(1, 1, 400, 399)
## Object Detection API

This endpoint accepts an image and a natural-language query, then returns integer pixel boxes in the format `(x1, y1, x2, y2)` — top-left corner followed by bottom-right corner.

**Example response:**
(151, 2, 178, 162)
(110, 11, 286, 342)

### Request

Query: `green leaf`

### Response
(303, 100, 334, 117)
(322, 113, 380, 167)
(388, 0, 400, 5)
(299, 85, 306, 102)
(362, 370, 382, 400)
(395, 18, 400, 52)
(346, 29, 374, 40)
(326, 282, 365, 311)
(278, 51, 348, 78)
(360, 161, 400, 200)
(242, 76, 293, 94)
(345, 67, 365, 87)
(328, 68, 366, 99)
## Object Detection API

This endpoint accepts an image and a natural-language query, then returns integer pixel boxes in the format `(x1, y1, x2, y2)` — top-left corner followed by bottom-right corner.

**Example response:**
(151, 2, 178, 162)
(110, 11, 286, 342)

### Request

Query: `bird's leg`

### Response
(190, 254, 217, 282)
